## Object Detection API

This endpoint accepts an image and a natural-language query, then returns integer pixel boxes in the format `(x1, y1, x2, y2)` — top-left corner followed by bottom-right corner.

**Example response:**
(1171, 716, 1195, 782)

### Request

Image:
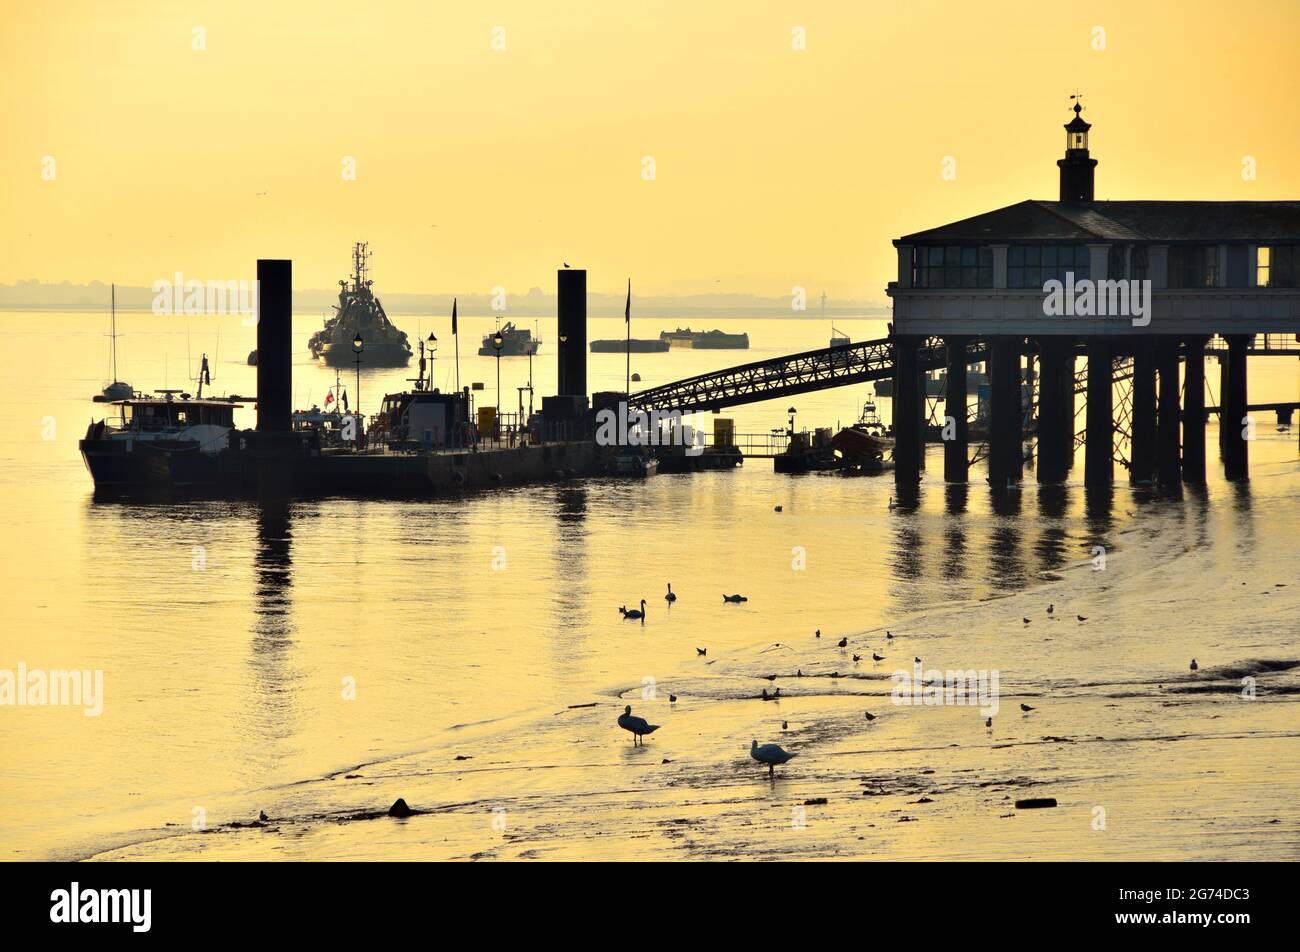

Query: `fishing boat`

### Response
(478, 321, 541, 356)
(93, 284, 134, 402)
(307, 242, 412, 367)
(80, 390, 246, 489)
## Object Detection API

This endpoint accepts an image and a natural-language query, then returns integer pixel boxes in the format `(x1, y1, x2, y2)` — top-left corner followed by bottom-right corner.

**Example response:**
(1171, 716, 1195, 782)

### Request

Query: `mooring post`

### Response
(1084, 339, 1113, 487)
(1182, 336, 1207, 485)
(988, 336, 1023, 485)
(893, 335, 922, 484)
(1223, 334, 1250, 479)
(1156, 337, 1183, 488)
(1036, 337, 1072, 483)
(1129, 341, 1157, 484)
(943, 335, 969, 483)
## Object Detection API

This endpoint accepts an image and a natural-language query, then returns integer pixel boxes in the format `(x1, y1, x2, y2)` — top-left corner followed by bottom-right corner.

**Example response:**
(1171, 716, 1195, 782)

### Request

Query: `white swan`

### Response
(750, 739, 798, 777)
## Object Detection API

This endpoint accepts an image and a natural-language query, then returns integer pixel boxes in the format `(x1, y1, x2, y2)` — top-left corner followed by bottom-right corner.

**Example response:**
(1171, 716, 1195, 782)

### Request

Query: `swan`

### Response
(617, 705, 660, 745)
(723, 594, 748, 603)
(750, 739, 798, 777)
(622, 599, 647, 621)
(665, 583, 677, 602)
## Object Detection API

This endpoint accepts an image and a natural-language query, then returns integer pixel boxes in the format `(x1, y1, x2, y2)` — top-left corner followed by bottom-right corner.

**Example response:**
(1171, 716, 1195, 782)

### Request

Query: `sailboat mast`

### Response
(110, 283, 117, 382)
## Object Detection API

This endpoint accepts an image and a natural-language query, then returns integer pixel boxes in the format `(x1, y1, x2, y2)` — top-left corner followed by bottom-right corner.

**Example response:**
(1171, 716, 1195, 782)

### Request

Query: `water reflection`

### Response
(987, 487, 1024, 590)
(244, 501, 299, 777)
(1033, 484, 1070, 573)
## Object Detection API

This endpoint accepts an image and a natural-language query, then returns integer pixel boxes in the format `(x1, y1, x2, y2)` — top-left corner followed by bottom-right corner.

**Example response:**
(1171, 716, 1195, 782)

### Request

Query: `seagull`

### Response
(852, 654, 862, 663)
(618, 705, 660, 746)
(914, 656, 921, 664)
(837, 637, 848, 648)
(750, 739, 798, 777)
(886, 631, 894, 640)
(696, 647, 707, 657)
(1020, 703, 1035, 713)
(985, 717, 993, 728)
(563, 262, 570, 268)
(723, 594, 748, 603)
(782, 720, 789, 730)
(665, 583, 677, 602)
(888, 496, 897, 511)
(1189, 659, 1198, 671)
(622, 599, 647, 622)
(761, 689, 770, 700)
(669, 693, 678, 702)
(258, 810, 269, 822)
(774, 505, 782, 512)
(763, 674, 777, 681)
(1077, 615, 1087, 622)
(864, 711, 876, 721)
(1023, 617, 1031, 625)
(1047, 604, 1054, 615)
(815, 629, 821, 638)
(872, 652, 885, 662)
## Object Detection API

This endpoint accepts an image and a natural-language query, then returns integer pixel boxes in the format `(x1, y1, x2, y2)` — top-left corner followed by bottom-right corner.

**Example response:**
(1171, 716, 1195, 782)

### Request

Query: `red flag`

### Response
(325, 391, 334, 405)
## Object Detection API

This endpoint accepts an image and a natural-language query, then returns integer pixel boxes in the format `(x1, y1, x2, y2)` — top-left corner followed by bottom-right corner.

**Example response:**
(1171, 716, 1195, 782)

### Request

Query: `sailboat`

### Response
(95, 283, 134, 402)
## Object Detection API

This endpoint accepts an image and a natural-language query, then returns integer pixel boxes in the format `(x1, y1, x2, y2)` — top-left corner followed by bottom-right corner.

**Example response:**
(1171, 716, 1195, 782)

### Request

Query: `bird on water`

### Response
(1190, 659, 1198, 671)
(696, 647, 707, 657)
(665, 583, 677, 603)
(1020, 703, 1035, 713)
(872, 652, 885, 662)
(864, 711, 876, 722)
(621, 599, 647, 622)
(618, 705, 660, 746)
(723, 594, 748, 603)
(837, 637, 848, 648)
(750, 739, 798, 777)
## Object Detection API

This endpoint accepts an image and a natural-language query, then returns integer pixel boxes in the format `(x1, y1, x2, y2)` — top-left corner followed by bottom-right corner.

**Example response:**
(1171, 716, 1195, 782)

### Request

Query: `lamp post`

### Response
(427, 332, 438, 390)
(787, 406, 798, 435)
(352, 333, 364, 447)
(492, 331, 504, 433)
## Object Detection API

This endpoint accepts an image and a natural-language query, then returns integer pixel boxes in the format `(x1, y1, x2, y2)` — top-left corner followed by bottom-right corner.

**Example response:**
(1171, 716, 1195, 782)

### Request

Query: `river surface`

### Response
(1, 309, 1297, 860)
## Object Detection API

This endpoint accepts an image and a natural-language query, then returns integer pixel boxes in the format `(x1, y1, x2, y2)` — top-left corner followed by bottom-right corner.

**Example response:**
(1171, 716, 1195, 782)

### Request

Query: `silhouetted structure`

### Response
(557, 268, 587, 398)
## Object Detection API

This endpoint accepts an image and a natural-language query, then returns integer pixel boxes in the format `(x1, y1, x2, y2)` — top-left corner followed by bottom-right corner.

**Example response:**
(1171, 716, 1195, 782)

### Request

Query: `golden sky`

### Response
(2, 0, 1297, 299)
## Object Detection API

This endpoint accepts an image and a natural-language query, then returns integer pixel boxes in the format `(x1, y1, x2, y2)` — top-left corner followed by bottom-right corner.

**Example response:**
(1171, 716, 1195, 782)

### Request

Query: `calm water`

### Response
(1, 309, 1298, 860)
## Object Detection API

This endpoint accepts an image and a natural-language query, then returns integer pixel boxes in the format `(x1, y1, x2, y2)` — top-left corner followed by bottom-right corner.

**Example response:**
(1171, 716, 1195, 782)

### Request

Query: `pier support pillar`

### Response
(1223, 335, 1250, 480)
(943, 336, 969, 483)
(1084, 339, 1113, 487)
(1182, 337, 1207, 485)
(1130, 342, 1157, 484)
(1036, 338, 1073, 483)
(987, 336, 1023, 486)
(1156, 338, 1182, 488)
(892, 335, 923, 485)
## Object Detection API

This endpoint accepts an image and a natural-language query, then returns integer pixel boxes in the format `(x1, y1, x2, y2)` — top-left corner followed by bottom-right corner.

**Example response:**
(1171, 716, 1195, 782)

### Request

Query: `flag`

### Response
(341, 389, 349, 412)
(624, 279, 631, 324)
(325, 391, 334, 406)
(452, 298, 458, 335)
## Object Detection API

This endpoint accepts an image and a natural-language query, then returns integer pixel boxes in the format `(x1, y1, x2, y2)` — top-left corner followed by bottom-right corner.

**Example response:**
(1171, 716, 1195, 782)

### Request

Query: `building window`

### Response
(1131, 246, 1148, 281)
(1226, 246, 1249, 288)
(912, 246, 993, 289)
(1007, 244, 1090, 289)
(1259, 246, 1297, 288)
(1167, 245, 1220, 288)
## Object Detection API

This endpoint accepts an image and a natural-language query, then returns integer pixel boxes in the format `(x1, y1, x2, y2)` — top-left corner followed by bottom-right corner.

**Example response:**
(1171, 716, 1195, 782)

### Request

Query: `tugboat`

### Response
(93, 284, 134, 402)
(830, 399, 895, 474)
(80, 356, 247, 490)
(308, 242, 412, 367)
(478, 320, 541, 356)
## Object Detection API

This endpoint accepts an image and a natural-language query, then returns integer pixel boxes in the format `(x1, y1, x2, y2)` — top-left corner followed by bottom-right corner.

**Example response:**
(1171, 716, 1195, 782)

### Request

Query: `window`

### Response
(912, 246, 993, 289)
(1226, 246, 1249, 288)
(1167, 245, 1220, 288)
(1259, 246, 1298, 288)
(1008, 244, 1090, 289)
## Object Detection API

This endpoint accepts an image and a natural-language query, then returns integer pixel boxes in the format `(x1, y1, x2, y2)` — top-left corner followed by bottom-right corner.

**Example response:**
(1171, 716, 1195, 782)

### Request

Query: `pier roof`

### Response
(898, 200, 1300, 244)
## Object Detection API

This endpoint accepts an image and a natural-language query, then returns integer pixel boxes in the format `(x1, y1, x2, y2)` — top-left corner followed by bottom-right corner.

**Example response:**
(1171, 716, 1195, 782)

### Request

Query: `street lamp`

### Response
(492, 331, 505, 422)
(427, 332, 438, 390)
(352, 333, 364, 436)
(787, 406, 798, 434)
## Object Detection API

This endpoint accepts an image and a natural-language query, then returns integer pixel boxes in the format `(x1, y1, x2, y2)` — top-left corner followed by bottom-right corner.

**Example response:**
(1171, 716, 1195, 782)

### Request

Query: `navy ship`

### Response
(308, 242, 412, 367)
